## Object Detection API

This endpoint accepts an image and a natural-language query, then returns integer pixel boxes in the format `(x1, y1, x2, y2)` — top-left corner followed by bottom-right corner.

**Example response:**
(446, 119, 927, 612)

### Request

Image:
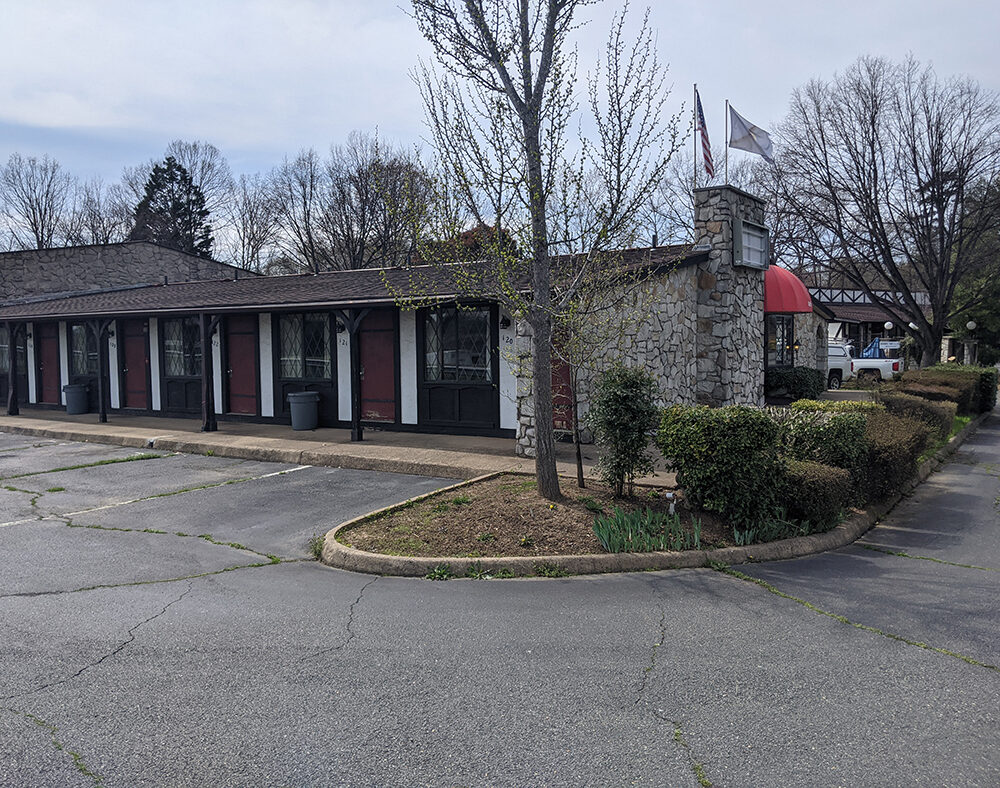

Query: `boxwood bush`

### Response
(780, 459, 852, 533)
(862, 412, 932, 502)
(789, 399, 885, 414)
(767, 408, 869, 493)
(876, 391, 955, 441)
(899, 371, 973, 414)
(656, 405, 782, 527)
(926, 364, 998, 412)
(765, 366, 825, 400)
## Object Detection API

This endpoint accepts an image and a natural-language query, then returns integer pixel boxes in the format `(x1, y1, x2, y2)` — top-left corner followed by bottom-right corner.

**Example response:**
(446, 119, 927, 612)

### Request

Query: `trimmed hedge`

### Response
(896, 382, 965, 410)
(862, 412, 932, 502)
(765, 366, 825, 400)
(781, 459, 852, 533)
(876, 392, 955, 441)
(657, 405, 782, 527)
(790, 399, 885, 414)
(899, 370, 974, 414)
(926, 364, 998, 412)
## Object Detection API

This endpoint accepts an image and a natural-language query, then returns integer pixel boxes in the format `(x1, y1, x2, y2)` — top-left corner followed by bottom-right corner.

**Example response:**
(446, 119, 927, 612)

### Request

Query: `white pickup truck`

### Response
(826, 343, 853, 389)
(827, 341, 901, 388)
(851, 354, 901, 382)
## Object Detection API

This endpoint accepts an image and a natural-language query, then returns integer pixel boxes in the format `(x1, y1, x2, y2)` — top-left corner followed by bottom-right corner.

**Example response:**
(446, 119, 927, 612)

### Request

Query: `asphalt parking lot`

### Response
(1, 425, 998, 787)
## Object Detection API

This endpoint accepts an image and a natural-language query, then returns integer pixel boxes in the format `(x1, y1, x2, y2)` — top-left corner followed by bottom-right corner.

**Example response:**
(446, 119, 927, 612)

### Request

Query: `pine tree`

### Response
(128, 156, 214, 258)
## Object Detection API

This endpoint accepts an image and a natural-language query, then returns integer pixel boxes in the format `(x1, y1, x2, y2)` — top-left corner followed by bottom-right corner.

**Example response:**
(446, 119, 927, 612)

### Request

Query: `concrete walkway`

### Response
(0, 410, 677, 486)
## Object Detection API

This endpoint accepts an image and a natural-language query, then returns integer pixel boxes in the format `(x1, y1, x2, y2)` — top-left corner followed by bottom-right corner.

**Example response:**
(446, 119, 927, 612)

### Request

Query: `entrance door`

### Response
(225, 315, 258, 415)
(121, 319, 149, 409)
(37, 323, 60, 404)
(359, 310, 396, 422)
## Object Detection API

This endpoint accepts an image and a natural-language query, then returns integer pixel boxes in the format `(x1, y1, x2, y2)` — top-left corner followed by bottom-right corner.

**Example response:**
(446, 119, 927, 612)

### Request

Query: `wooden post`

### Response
(200, 313, 219, 432)
(6, 322, 20, 416)
(335, 308, 370, 442)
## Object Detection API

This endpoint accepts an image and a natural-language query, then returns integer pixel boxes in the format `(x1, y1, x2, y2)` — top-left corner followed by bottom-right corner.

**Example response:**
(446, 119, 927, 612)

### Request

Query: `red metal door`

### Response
(37, 323, 60, 404)
(121, 319, 149, 409)
(359, 311, 396, 422)
(225, 315, 258, 415)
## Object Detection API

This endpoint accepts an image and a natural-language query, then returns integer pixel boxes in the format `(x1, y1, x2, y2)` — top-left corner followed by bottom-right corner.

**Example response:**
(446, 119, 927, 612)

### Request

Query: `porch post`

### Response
(6, 322, 20, 416)
(200, 313, 219, 432)
(335, 308, 370, 442)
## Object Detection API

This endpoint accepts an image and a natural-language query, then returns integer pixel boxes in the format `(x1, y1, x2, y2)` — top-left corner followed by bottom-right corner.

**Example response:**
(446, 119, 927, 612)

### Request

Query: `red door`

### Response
(36, 323, 60, 404)
(121, 319, 149, 409)
(225, 315, 258, 415)
(359, 311, 396, 422)
(552, 357, 573, 432)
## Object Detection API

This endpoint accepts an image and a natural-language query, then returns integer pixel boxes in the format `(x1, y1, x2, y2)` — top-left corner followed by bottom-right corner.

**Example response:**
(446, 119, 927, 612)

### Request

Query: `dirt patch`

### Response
(339, 473, 733, 558)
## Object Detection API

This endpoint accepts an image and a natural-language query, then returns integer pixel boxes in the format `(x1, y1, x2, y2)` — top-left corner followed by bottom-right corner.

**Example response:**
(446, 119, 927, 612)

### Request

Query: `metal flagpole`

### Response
(725, 99, 729, 185)
(693, 84, 698, 189)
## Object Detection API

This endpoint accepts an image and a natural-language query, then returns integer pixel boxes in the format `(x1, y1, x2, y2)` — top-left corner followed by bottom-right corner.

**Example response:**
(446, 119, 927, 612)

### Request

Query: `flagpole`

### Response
(725, 99, 730, 185)
(693, 84, 698, 190)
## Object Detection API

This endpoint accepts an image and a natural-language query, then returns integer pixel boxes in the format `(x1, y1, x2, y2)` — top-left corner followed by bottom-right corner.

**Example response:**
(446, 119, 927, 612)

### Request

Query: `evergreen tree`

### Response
(128, 156, 213, 258)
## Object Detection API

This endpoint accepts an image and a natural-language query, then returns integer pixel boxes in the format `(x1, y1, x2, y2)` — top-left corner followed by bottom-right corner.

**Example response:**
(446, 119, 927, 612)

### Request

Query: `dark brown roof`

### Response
(0, 245, 703, 321)
(826, 303, 918, 324)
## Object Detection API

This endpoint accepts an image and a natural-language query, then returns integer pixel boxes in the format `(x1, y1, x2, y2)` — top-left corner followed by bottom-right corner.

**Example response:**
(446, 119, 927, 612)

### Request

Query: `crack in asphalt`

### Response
(858, 543, 998, 572)
(0, 452, 167, 482)
(4, 583, 196, 703)
(712, 564, 1000, 674)
(300, 576, 380, 663)
(1, 707, 106, 787)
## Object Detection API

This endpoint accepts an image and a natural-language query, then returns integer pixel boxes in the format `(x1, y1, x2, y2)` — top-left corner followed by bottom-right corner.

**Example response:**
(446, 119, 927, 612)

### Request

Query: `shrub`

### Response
(862, 412, 932, 502)
(767, 408, 869, 490)
(789, 399, 885, 414)
(927, 364, 997, 412)
(896, 381, 964, 410)
(656, 405, 782, 527)
(780, 459, 852, 533)
(765, 366, 825, 400)
(592, 507, 701, 553)
(900, 369, 975, 414)
(876, 392, 956, 441)
(587, 366, 660, 497)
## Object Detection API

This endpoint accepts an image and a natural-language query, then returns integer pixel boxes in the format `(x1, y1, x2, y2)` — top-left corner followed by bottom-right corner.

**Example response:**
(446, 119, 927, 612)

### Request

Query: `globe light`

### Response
(884, 321, 894, 331)
(966, 320, 977, 331)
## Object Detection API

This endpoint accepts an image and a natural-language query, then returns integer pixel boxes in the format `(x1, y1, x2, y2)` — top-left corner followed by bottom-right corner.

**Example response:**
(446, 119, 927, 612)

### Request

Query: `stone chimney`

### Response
(692, 185, 767, 407)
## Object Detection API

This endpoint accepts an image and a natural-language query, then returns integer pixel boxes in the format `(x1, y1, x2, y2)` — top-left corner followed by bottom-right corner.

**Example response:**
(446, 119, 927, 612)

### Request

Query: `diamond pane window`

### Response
(423, 306, 491, 383)
(279, 313, 331, 380)
(279, 315, 304, 378)
(70, 324, 99, 376)
(162, 318, 202, 377)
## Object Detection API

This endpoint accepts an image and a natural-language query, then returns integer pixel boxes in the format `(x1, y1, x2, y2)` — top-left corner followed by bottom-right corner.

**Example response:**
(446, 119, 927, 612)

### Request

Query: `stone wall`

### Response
(692, 186, 765, 407)
(0, 242, 245, 302)
(794, 310, 828, 376)
(514, 264, 699, 457)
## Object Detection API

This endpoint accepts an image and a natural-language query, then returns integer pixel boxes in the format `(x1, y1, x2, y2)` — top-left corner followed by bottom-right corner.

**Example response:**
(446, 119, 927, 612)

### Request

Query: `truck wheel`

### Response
(827, 371, 842, 390)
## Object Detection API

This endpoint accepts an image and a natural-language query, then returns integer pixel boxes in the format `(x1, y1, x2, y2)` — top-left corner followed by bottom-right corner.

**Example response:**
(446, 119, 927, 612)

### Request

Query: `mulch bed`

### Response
(339, 473, 733, 558)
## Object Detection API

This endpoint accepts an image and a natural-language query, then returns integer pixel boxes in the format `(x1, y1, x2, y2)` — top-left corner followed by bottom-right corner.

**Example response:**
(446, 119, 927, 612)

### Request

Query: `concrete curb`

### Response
(321, 411, 993, 578)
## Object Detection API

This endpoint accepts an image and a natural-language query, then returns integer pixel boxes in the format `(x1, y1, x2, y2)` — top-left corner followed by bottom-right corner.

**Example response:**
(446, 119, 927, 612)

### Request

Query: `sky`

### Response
(1, 0, 998, 183)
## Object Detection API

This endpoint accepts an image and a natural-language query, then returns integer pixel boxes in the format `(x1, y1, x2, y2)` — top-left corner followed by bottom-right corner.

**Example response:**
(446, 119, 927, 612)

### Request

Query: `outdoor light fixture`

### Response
(499, 314, 511, 330)
(908, 322, 918, 330)
(335, 320, 346, 334)
(966, 320, 977, 331)
(884, 321, 894, 331)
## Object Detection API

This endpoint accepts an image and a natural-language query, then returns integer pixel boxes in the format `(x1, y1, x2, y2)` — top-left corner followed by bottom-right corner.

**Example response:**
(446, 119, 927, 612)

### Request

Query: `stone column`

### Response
(692, 185, 766, 407)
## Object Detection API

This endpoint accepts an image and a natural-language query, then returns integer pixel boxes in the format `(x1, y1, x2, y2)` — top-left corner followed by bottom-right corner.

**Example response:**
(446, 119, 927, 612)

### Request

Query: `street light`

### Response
(884, 321, 894, 331)
(966, 320, 977, 332)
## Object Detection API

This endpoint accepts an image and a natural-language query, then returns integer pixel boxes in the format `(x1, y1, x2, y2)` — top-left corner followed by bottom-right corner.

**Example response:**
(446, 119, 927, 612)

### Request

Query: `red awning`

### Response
(764, 266, 813, 313)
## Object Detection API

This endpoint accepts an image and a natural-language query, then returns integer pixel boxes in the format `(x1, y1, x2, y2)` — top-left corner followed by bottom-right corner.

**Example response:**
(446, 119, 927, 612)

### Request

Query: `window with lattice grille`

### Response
(279, 313, 331, 380)
(162, 318, 202, 377)
(70, 324, 99, 376)
(423, 306, 492, 383)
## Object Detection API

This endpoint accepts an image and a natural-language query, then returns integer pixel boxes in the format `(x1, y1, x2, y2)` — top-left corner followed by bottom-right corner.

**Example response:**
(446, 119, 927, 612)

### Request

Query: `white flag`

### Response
(728, 105, 774, 163)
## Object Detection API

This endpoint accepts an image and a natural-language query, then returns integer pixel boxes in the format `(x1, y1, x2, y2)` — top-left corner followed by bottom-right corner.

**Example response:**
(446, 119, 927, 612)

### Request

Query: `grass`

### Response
(0, 452, 163, 481)
(307, 534, 325, 560)
(533, 561, 569, 578)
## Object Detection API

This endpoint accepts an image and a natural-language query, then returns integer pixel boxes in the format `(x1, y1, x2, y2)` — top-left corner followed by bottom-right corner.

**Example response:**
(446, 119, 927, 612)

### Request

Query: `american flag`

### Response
(695, 89, 715, 179)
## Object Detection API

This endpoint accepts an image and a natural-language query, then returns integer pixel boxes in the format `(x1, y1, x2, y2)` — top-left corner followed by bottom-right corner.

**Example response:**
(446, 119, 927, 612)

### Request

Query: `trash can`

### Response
(63, 383, 89, 415)
(288, 391, 320, 431)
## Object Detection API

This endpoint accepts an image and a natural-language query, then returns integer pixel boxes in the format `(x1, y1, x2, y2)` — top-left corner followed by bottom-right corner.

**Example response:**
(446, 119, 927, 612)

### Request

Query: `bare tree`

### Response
(270, 149, 331, 273)
(220, 173, 279, 272)
(0, 153, 77, 249)
(774, 56, 1000, 365)
(411, 0, 677, 499)
(64, 178, 132, 246)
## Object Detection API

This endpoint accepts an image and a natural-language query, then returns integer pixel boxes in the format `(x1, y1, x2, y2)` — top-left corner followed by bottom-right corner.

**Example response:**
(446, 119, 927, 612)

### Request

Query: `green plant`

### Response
(424, 563, 453, 581)
(862, 412, 932, 502)
(899, 368, 978, 413)
(45, 486, 65, 493)
(592, 507, 701, 553)
(476, 532, 496, 542)
(927, 363, 998, 412)
(780, 459, 852, 533)
(533, 562, 569, 578)
(493, 567, 516, 579)
(586, 365, 660, 497)
(205, 450, 215, 456)
(657, 405, 783, 527)
(307, 533, 325, 560)
(765, 366, 825, 400)
(519, 534, 535, 548)
(431, 500, 450, 513)
(876, 392, 956, 441)
(451, 494, 473, 506)
(465, 561, 492, 579)
(577, 495, 604, 514)
(789, 399, 885, 414)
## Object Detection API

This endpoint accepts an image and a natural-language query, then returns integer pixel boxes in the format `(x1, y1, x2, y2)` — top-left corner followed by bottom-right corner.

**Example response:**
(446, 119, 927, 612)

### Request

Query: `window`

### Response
(279, 313, 331, 380)
(0, 325, 8, 374)
(70, 324, 99, 376)
(766, 314, 795, 367)
(424, 306, 492, 383)
(162, 317, 202, 377)
(734, 217, 769, 269)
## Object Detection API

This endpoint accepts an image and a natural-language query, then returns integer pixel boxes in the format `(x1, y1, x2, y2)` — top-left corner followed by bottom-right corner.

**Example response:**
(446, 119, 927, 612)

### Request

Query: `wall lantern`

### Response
(335, 320, 346, 334)
(499, 314, 512, 330)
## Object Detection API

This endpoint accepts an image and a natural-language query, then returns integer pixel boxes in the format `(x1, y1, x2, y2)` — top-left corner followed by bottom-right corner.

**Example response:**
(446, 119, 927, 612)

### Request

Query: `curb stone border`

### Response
(321, 411, 993, 577)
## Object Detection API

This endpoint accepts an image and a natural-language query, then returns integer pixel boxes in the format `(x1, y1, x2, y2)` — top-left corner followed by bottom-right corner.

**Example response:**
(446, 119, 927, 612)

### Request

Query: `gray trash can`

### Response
(288, 391, 320, 431)
(64, 383, 89, 415)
